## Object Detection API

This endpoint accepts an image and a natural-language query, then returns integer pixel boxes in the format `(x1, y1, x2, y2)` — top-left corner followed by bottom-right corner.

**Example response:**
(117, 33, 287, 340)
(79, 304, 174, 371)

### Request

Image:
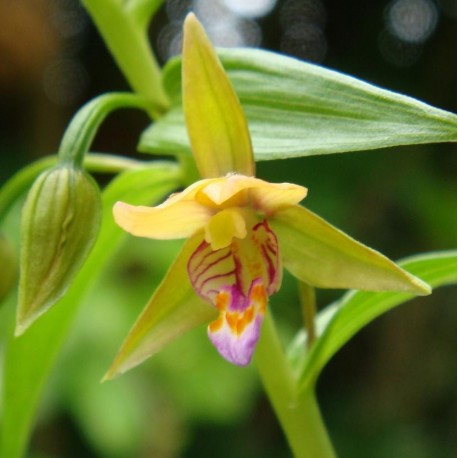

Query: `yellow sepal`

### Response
(183, 13, 255, 178)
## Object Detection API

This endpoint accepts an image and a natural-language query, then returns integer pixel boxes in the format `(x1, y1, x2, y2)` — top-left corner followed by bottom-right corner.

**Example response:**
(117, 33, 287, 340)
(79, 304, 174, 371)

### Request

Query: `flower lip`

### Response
(207, 278, 268, 366)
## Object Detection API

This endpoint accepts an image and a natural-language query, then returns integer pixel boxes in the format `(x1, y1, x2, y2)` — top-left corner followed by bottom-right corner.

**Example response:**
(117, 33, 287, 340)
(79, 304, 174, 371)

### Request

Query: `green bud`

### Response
(17, 165, 101, 334)
(0, 234, 17, 303)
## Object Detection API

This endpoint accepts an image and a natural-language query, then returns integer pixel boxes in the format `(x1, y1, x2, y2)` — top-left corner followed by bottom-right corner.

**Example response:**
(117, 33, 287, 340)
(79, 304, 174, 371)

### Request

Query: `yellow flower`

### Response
(107, 14, 429, 376)
(114, 174, 306, 364)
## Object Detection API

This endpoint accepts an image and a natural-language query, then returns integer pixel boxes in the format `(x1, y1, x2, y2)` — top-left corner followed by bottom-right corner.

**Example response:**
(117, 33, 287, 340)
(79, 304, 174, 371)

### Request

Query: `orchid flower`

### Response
(107, 14, 429, 376)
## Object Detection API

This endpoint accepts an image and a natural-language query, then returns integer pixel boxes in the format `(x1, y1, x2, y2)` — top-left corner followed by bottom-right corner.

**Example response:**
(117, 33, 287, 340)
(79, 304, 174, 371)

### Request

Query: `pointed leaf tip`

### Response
(182, 13, 254, 178)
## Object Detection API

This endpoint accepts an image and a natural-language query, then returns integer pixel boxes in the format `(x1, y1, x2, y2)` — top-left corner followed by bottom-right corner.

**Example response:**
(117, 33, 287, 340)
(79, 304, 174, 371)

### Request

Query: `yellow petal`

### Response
(183, 13, 255, 178)
(249, 180, 308, 214)
(113, 175, 306, 240)
(204, 208, 248, 250)
(198, 174, 307, 213)
(113, 200, 212, 239)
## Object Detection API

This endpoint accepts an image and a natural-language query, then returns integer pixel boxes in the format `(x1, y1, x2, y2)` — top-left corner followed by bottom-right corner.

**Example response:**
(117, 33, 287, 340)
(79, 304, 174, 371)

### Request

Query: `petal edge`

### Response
(113, 200, 212, 239)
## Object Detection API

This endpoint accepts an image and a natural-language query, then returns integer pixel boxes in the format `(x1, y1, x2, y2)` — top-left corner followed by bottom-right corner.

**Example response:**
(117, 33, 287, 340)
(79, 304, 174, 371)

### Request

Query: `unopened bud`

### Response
(17, 165, 101, 334)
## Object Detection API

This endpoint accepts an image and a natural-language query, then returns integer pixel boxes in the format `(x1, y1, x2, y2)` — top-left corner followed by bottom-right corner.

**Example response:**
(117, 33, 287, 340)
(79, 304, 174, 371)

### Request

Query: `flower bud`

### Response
(0, 234, 17, 303)
(17, 165, 101, 334)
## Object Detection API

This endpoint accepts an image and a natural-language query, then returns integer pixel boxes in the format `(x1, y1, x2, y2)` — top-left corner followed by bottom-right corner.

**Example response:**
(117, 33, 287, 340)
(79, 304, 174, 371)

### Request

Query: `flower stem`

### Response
(255, 311, 336, 458)
(298, 281, 317, 349)
(57, 93, 150, 168)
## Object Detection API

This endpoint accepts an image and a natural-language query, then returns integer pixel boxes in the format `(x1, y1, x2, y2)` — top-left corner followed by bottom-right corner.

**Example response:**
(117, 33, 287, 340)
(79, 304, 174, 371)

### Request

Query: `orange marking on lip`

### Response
(224, 305, 256, 336)
(209, 317, 224, 332)
(228, 312, 239, 333)
(215, 291, 230, 311)
(251, 284, 267, 304)
(236, 306, 254, 334)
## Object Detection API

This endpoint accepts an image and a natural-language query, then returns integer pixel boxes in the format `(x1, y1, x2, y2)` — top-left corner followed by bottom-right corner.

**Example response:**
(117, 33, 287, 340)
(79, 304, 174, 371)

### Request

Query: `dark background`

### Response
(0, 0, 456, 457)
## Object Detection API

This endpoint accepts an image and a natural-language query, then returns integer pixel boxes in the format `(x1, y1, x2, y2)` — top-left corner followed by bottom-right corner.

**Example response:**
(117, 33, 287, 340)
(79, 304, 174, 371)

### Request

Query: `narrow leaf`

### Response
(270, 205, 430, 295)
(104, 231, 217, 380)
(295, 251, 456, 392)
(182, 14, 254, 178)
(140, 48, 456, 160)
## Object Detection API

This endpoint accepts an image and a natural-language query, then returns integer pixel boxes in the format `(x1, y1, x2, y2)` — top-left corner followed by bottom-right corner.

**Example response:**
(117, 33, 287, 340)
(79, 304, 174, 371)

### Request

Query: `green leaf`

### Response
(291, 251, 456, 392)
(0, 163, 180, 458)
(140, 48, 456, 160)
(270, 205, 430, 295)
(104, 231, 217, 380)
(182, 14, 254, 178)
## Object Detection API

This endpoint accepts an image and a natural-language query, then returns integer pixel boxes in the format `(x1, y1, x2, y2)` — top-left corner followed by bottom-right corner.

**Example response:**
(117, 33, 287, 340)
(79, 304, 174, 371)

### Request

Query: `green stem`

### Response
(298, 282, 317, 349)
(255, 311, 336, 458)
(82, 0, 169, 116)
(57, 93, 151, 167)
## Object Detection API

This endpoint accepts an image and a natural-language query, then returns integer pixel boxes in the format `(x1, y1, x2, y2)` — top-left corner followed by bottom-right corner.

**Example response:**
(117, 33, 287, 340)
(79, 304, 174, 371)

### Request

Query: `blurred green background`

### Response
(0, 0, 456, 457)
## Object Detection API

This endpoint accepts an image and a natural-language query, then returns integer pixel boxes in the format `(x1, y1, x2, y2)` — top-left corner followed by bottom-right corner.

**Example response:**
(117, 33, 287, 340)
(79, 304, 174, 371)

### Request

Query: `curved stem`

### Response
(57, 93, 150, 167)
(255, 311, 336, 458)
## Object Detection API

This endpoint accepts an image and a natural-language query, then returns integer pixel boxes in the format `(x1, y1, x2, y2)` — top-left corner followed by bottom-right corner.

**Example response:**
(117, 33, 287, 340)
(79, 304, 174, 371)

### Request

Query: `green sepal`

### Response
(17, 165, 101, 334)
(104, 231, 217, 380)
(140, 48, 456, 160)
(182, 14, 254, 178)
(270, 205, 431, 295)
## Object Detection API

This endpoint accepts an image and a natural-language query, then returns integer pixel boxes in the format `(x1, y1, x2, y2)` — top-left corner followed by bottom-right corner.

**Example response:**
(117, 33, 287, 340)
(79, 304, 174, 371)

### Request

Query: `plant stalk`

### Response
(255, 311, 336, 458)
(298, 281, 317, 349)
(57, 93, 150, 168)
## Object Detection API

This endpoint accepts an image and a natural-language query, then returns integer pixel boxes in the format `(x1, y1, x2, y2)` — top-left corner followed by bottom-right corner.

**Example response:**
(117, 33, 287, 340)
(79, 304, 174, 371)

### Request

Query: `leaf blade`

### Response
(295, 251, 456, 392)
(140, 48, 456, 160)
